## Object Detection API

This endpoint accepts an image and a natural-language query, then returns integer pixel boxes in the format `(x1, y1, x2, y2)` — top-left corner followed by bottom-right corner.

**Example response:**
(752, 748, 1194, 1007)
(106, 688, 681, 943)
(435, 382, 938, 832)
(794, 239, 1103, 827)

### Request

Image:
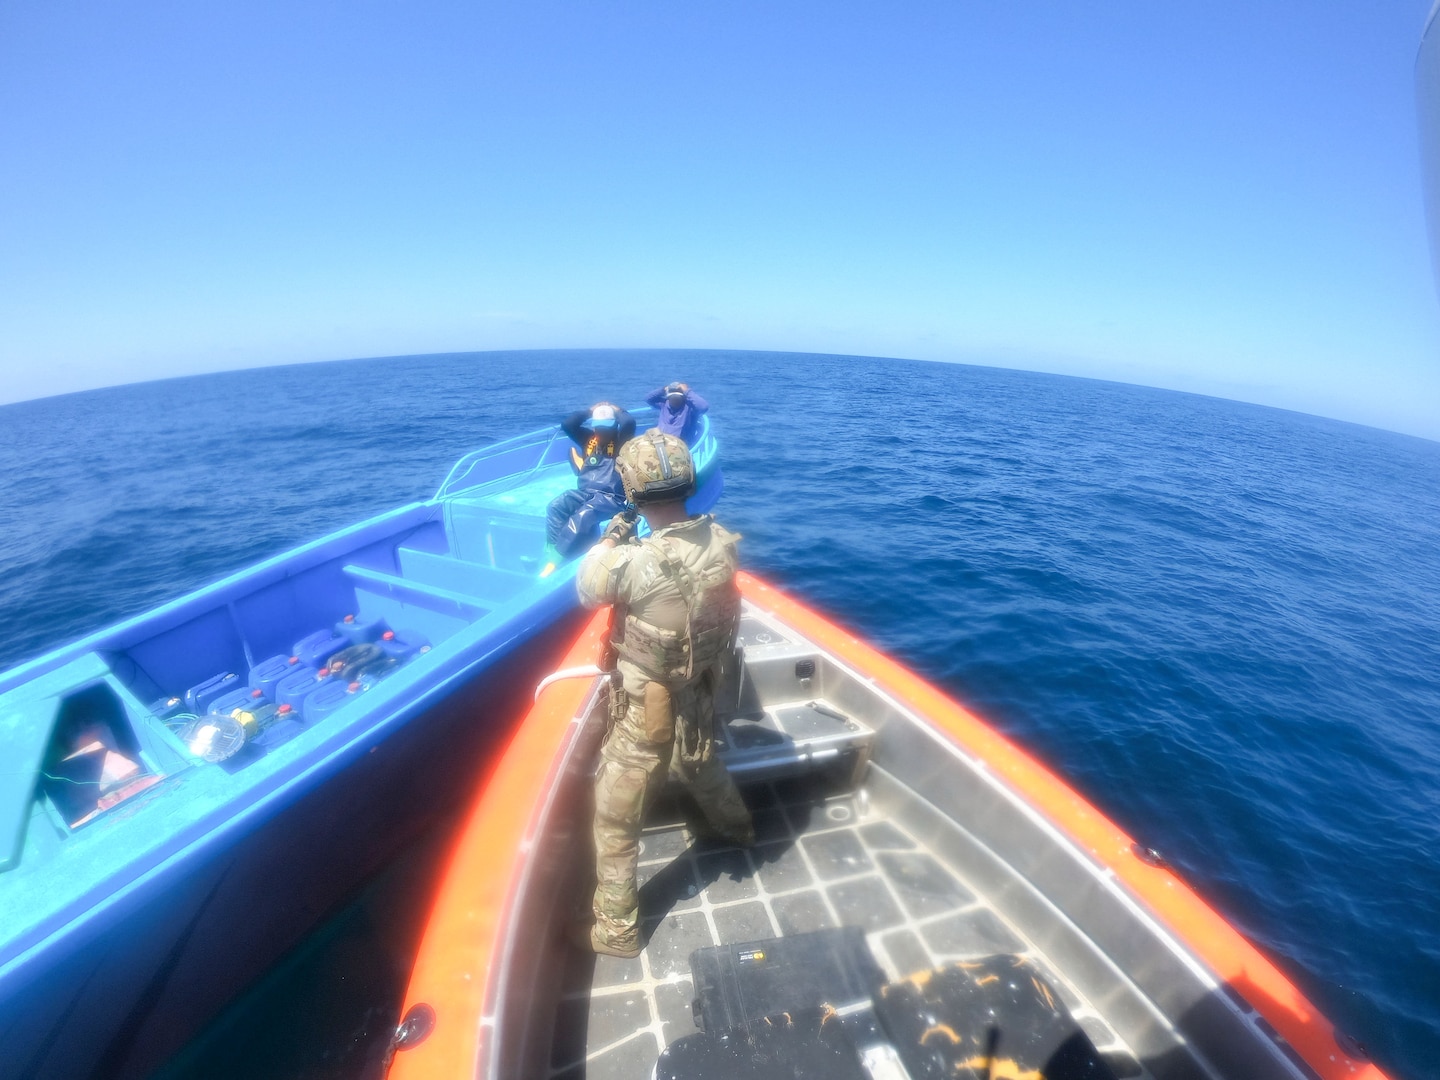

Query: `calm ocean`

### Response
(2, 350, 1437, 1078)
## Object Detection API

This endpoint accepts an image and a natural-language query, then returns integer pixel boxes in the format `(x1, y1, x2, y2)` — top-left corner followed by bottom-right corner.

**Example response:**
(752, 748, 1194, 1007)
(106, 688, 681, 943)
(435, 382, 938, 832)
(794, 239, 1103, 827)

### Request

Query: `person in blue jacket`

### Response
(645, 382, 709, 444)
(542, 402, 637, 574)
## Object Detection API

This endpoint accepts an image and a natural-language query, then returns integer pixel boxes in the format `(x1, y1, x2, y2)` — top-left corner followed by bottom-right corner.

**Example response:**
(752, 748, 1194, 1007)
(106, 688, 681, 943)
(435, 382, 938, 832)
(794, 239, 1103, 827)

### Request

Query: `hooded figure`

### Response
(644, 382, 709, 444)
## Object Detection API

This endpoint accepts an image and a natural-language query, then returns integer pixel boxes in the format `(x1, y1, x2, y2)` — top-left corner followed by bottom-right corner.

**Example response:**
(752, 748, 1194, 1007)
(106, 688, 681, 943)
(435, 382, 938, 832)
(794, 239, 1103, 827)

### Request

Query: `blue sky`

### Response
(3, 1, 1438, 439)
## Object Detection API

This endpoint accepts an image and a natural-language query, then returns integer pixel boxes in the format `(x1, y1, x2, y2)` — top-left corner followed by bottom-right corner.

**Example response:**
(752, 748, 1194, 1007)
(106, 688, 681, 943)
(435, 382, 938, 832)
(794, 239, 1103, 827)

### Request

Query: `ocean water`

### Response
(2, 349, 1438, 1079)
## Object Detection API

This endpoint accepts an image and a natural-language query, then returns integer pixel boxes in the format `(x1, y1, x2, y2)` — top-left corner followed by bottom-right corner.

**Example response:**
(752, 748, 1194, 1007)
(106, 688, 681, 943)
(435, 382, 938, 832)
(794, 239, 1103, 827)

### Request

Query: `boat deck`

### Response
(549, 772, 1149, 1080)
(394, 589, 1371, 1080)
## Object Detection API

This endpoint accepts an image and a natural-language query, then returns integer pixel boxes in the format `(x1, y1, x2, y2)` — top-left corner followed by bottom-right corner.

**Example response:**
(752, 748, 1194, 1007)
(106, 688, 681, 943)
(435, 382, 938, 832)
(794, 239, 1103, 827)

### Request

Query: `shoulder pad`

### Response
(710, 519, 742, 547)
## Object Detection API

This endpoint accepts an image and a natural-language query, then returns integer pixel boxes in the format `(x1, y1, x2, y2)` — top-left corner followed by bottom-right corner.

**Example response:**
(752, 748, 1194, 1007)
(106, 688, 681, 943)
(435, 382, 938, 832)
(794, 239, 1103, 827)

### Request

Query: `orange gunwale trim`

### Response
(737, 572, 1385, 1080)
(391, 575, 1385, 1080)
(387, 607, 612, 1080)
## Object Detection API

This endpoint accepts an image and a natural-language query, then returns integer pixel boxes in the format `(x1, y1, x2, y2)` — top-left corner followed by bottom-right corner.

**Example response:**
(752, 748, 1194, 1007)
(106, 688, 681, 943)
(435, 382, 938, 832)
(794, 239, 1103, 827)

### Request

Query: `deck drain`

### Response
(826, 804, 853, 823)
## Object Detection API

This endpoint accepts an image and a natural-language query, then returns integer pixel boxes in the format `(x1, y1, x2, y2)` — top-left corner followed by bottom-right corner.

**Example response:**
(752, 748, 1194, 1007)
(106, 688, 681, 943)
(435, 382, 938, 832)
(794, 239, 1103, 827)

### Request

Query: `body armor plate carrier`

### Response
(613, 519, 740, 684)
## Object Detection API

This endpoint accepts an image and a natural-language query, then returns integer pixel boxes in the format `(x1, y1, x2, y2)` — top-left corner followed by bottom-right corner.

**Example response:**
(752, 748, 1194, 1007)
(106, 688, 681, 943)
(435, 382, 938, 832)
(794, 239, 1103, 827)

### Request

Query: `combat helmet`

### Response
(616, 431, 695, 505)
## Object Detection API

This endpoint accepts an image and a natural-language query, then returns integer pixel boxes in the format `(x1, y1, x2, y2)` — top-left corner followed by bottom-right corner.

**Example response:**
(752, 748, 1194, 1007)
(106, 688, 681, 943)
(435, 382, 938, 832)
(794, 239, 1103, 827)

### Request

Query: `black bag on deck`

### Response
(656, 928, 884, 1080)
(688, 927, 883, 1036)
(655, 1008, 872, 1080)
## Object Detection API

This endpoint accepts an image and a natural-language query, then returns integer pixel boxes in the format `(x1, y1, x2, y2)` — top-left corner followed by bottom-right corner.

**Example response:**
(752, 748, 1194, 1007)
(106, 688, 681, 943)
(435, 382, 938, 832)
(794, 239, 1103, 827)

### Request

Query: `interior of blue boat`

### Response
(2, 412, 718, 876)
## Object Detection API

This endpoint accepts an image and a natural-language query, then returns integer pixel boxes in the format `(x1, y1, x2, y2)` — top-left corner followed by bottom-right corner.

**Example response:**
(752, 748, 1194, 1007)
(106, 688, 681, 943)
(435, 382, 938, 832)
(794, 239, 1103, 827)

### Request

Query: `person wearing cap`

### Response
(644, 382, 709, 444)
(542, 402, 637, 574)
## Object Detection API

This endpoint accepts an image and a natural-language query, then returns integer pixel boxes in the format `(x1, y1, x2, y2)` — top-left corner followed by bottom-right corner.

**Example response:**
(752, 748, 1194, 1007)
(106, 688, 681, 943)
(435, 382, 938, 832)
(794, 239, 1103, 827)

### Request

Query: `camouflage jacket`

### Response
(577, 515, 741, 683)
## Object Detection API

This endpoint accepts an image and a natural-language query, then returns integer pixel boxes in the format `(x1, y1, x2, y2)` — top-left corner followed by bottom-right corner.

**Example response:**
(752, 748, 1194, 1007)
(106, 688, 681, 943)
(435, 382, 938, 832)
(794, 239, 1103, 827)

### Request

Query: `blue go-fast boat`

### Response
(0, 407, 721, 1080)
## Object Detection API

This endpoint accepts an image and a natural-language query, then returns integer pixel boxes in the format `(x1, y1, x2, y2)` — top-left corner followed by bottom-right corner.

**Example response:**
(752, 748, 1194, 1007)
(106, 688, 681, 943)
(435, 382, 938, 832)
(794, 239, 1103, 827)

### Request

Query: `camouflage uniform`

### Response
(577, 514, 754, 953)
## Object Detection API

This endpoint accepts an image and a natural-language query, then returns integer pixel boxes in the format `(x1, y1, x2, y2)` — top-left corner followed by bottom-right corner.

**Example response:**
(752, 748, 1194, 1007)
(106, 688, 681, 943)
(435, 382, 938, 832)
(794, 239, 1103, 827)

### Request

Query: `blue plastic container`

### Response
(185, 671, 242, 715)
(274, 666, 324, 712)
(149, 695, 188, 721)
(252, 714, 305, 751)
(378, 630, 431, 664)
(249, 654, 303, 698)
(293, 630, 348, 669)
(335, 613, 387, 646)
(303, 679, 358, 724)
(210, 685, 268, 717)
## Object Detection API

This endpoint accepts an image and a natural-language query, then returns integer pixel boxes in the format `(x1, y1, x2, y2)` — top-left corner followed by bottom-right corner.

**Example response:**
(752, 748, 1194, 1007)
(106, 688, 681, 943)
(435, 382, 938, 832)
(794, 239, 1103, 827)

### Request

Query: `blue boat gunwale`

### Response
(0, 501, 433, 696)
(0, 407, 714, 695)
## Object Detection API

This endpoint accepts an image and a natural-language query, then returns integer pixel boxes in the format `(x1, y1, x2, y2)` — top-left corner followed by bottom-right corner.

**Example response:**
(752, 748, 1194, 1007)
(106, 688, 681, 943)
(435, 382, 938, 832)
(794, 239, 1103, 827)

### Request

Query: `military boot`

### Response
(567, 918, 640, 960)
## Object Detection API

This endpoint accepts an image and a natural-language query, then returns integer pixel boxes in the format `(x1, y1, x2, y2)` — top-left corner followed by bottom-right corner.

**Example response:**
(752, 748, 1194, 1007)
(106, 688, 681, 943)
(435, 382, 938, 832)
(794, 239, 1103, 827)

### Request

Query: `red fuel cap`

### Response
(277, 703, 293, 714)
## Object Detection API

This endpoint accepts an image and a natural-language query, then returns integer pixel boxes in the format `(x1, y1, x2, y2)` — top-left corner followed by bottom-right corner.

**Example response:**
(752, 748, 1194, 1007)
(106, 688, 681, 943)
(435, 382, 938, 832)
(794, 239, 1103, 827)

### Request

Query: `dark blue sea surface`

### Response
(2, 350, 1438, 1078)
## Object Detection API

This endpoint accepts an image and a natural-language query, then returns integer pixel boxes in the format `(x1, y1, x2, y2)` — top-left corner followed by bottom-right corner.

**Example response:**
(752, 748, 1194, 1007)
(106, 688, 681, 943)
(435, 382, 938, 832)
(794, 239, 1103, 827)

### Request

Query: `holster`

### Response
(608, 674, 628, 729)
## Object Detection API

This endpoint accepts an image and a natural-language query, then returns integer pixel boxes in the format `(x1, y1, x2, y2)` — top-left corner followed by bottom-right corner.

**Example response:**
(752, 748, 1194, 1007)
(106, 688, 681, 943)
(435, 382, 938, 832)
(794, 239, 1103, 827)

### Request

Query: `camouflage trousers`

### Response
(591, 658, 754, 952)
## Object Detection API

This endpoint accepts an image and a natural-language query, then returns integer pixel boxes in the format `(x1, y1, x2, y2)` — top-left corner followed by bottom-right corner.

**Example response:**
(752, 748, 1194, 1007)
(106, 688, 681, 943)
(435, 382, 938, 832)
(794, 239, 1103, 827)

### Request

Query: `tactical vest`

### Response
(614, 517, 741, 684)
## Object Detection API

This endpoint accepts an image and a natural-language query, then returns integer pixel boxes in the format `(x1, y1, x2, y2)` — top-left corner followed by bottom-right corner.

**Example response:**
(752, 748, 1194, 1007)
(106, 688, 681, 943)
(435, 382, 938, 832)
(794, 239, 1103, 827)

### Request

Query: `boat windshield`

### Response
(435, 407, 717, 503)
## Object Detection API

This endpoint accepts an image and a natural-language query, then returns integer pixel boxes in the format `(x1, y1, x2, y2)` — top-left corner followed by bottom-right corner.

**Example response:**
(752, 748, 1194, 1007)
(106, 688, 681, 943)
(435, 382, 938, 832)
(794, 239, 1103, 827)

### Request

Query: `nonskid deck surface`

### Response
(549, 773, 1149, 1080)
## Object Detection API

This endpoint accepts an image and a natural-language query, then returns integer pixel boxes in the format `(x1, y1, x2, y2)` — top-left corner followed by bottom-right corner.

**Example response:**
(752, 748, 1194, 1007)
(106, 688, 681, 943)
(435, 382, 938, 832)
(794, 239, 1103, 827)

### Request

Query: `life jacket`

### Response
(571, 433, 624, 495)
(613, 517, 741, 684)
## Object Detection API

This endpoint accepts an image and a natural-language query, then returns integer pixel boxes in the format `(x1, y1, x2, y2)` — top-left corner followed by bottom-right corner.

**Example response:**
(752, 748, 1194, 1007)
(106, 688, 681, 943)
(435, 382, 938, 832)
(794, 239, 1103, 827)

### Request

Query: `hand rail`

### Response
(434, 423, 575, 502)
(435, 404, 715, 502)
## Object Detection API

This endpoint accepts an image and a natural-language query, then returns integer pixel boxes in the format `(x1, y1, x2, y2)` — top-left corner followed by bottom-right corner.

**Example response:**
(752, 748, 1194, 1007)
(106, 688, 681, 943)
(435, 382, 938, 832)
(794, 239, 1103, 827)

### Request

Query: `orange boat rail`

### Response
(387, 606, 612, 1080)
(388, 573, 1385, 1080)
(738, 572, 1384, 1080)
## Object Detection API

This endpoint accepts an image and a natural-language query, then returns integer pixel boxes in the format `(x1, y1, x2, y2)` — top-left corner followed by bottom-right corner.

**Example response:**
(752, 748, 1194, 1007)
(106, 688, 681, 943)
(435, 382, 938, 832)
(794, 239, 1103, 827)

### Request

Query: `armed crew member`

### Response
(574, 431, 754, 958)
(542, 402, 637, 575)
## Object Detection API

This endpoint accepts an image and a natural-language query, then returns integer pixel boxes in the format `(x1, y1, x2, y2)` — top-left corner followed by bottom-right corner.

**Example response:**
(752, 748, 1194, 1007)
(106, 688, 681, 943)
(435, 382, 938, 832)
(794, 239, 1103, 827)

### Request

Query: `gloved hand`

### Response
(603, 511, 637, 544)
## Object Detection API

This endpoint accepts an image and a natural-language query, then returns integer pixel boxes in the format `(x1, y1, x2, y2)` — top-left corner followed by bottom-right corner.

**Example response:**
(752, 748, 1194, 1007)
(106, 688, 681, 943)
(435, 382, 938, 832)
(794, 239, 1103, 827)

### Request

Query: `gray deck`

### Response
(548, 774, 1148, 1080)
